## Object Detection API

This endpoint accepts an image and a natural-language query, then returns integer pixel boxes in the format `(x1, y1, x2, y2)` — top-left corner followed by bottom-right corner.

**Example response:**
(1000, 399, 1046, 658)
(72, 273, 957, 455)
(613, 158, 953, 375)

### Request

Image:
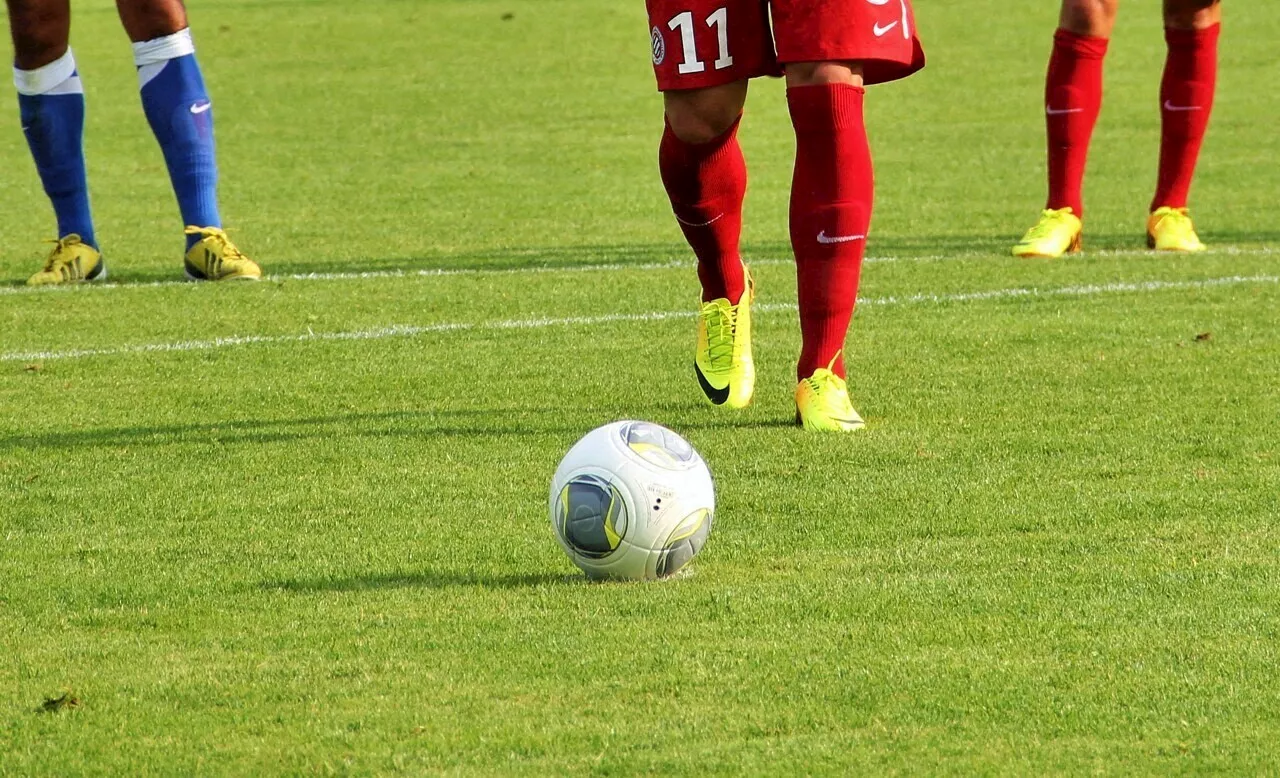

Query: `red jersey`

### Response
(647, 0, 925, 91)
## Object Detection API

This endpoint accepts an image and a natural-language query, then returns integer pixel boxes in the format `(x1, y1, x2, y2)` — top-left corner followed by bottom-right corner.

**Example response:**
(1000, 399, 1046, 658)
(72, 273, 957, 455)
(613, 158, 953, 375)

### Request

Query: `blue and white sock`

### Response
(15, 50, 97, 248)
(135, 29, 221, 250)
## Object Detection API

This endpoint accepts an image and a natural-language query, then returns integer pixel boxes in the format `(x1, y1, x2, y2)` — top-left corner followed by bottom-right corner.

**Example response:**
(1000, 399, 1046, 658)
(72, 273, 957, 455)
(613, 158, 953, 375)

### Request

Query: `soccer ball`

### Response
(549, 420, 715, 581)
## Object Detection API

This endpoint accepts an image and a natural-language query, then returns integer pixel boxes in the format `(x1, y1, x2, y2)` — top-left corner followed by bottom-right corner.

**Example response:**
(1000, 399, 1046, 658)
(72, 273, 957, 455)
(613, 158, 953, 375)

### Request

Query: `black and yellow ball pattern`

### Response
(556, 474, 628, 559)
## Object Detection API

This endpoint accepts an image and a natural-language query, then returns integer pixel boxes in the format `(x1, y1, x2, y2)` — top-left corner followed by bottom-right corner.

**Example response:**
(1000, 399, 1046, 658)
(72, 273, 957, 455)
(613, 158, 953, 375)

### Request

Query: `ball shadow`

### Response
(259, 569, 582, 594)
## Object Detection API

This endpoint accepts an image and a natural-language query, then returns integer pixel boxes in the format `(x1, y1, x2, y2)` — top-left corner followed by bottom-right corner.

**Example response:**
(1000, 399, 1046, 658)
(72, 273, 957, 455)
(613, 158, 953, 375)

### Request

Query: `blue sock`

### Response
(138, 50, 220, 250)
(15, 52, 97, 248)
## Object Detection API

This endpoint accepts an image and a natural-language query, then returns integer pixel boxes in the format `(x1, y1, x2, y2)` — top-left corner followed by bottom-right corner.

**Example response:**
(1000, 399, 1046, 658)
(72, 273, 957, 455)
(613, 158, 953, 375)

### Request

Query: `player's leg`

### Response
(1148, 0, 1220, 251)
(648, 0, 775, 409)
(783, 62, 870, 432)
(662, 81, 750, 306)
(771, 0, 925, 432)
(663, 83, 755, 408)
(783, 62, 865, 386)
(117, 0, 260, 280)
(1012, 0, 1117, 258)
(8, 0, 105, 285)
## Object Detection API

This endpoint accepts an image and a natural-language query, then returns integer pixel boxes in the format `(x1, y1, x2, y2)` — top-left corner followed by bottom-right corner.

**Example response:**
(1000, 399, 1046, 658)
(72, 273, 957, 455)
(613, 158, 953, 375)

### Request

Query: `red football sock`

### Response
(787, 83, 872, 381)
(658, 117, 747, 303)
(1044, 28, 1109, 217)
(1152, 24, 1219, 210)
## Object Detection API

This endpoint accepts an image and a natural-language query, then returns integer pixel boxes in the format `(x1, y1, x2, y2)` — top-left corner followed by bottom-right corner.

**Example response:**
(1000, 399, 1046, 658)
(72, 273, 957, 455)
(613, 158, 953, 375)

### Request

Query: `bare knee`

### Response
(115, 0, 187, 42)
(1164, 0, 1220, 30)
(1059, 0, 1120, 38)
(784, 61, 864, 89)
(663, 81, 748, 144)
(6, 0, 71, 69)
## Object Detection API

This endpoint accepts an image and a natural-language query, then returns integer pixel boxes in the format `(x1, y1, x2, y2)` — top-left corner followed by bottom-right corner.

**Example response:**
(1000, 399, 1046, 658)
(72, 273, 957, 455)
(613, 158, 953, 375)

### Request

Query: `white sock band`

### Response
(132, 28, 195, 66)
(133, 28, 195, 86)
(13, 49, 81, 96)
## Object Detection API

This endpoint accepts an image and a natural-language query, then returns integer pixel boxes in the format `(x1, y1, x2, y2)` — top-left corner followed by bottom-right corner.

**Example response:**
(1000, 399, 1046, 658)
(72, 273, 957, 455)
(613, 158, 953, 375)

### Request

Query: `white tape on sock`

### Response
(133, 28, 195, 66)
(13, 49, 80, 96)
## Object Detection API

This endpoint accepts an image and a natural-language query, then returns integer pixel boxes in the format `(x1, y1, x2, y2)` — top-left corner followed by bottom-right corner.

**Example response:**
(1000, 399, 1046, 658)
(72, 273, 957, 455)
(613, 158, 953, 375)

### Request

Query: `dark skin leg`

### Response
(114, 0, 188, 43)
(6, 0, 71, 70)
(7, 0, 188, 71)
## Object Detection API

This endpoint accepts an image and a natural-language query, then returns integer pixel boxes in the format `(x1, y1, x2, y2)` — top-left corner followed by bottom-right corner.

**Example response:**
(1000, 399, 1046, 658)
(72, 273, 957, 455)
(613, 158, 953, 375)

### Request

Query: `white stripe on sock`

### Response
(133, 29, 195, 87)
(13, 49, 79, 96)
(44, 75, 84, 96)
(136, 63, 167, 88)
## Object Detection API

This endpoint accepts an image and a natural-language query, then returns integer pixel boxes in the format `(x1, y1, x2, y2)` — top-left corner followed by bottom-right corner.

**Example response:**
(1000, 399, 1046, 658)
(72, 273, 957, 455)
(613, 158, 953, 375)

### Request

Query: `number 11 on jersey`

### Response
(668, 7, 734, 75)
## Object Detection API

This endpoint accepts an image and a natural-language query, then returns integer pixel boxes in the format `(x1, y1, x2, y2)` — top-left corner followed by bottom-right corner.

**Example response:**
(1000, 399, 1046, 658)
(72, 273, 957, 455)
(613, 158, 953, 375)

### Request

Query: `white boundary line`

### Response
(1, 245, 1273, 297)
(3, 274, 1274, 363)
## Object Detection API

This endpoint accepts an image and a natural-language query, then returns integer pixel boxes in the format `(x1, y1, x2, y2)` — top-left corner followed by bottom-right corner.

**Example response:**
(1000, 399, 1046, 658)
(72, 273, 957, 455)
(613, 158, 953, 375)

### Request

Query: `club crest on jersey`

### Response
(651, 26, 665, 65)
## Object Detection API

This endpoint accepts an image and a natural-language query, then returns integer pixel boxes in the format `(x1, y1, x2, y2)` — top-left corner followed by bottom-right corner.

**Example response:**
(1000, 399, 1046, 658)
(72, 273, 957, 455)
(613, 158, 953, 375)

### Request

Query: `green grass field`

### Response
(3, 0, 1278, 774)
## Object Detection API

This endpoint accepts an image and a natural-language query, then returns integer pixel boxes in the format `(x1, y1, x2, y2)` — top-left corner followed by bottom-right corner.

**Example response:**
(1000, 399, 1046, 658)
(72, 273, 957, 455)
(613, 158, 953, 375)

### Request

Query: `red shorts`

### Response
(646, 0, 925, 91)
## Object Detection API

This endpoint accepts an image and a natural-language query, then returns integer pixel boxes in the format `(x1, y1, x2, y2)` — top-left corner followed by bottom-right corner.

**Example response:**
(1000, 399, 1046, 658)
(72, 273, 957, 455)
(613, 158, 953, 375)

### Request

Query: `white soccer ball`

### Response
(549, 420, 715, 581)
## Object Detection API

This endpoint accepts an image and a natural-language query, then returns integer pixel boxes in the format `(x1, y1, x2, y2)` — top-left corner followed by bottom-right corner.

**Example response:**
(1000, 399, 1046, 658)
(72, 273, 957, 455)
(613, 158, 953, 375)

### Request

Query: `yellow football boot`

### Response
(794, 356, 865, 433)
(26, 235, 106, 286)
(184, 226, 262, 281)
(1147, 207, 1206, 252)
(694, 268, 755, 409)
(1012, 208, 1083, 258)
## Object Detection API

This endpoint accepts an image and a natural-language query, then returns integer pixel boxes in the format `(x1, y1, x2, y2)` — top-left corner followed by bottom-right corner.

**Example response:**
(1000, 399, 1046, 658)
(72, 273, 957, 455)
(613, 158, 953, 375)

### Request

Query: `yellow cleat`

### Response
(694, 268, 755, 409)
(1012, 208, 1083, 258)
(794, 355, 865, 433)
(25, 235, 106, 286)
(184, 226, 262, 281)
(1147, 207, 1206, 252)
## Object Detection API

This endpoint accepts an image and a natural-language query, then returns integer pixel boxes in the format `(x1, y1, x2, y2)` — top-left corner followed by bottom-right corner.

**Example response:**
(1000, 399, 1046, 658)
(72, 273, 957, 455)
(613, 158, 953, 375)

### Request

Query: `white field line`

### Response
(1, 245, 1273, 297)
(3, 274, 1275, 363)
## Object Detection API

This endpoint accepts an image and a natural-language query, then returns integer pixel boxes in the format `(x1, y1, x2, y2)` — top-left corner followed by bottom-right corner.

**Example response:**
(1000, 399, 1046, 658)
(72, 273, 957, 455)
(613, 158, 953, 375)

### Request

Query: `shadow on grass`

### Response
(1196, 229, 1279, 246)
(260, 570, 579, 593)
(1054, 230, 1277, 254)
(1, 234, 1024, 287)
(4, 231, 1272, 288)
(261, 235, 1026, 277)
(0, 409, 569, 450)
(1, 242, 694, 287)
(276, 242, 689, 276)
(0, 406, 799, 451)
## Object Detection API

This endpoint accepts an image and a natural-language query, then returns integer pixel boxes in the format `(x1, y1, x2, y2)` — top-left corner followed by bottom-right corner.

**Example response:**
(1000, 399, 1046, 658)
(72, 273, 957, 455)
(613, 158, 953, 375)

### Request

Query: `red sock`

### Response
(658, 117, 746, 303)
(787, 83, 872, 381)
(1152, 24, 1219, 210)
(1044, 28, 1109, 217)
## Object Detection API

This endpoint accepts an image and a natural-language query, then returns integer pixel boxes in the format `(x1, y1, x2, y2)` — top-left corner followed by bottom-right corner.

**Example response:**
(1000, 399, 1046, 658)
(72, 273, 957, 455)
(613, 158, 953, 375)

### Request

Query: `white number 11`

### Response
(668, 7, 734, 75)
